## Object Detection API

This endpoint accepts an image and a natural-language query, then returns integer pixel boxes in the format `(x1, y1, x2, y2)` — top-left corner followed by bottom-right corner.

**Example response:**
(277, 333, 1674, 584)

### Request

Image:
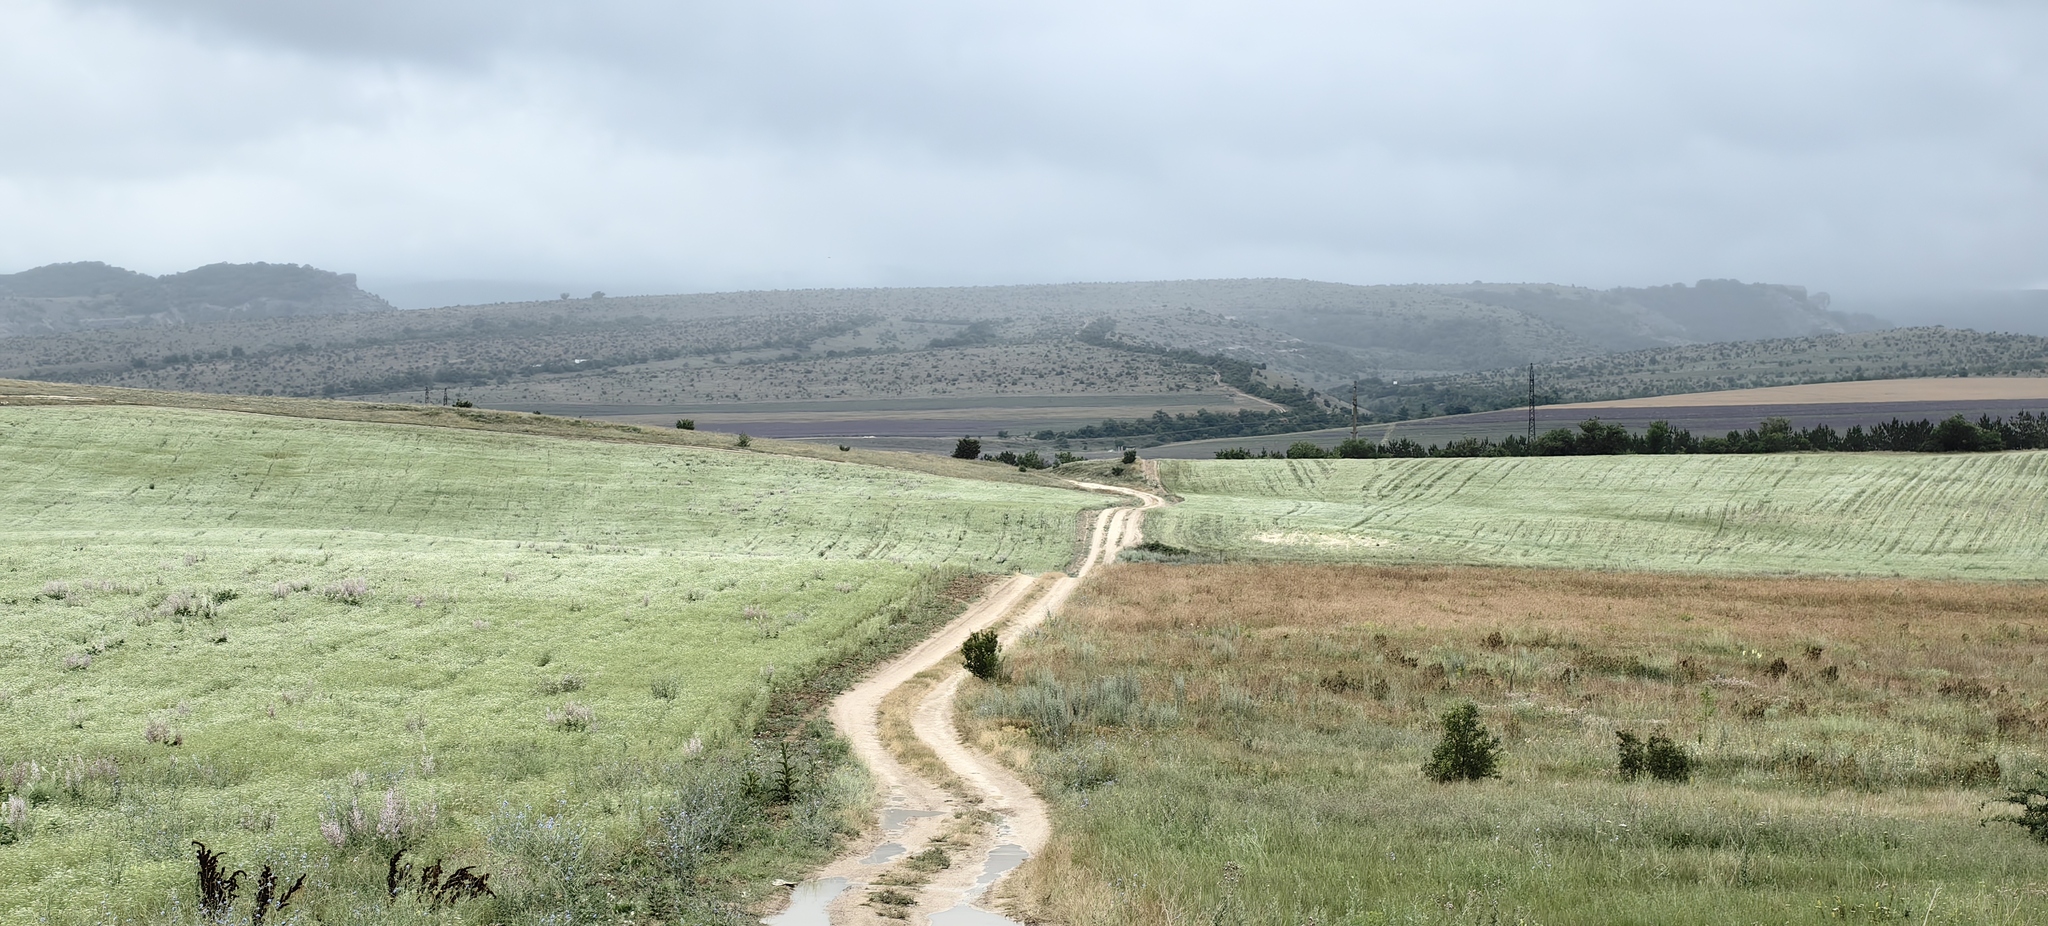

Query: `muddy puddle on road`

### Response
(763, 837, 1032, 926)
(927, 842, 1031, 926)
(762, 877, 849, 926)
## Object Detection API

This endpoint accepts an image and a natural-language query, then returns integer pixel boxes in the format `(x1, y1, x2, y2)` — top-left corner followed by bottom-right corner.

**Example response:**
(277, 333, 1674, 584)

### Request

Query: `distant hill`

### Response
(1346, 327, 2048, 420)
(0, 275, 1927, 452)
(0, 261, 391, 336)
(0, 276, 1877, 396)
(1206, 279, 1883, 380)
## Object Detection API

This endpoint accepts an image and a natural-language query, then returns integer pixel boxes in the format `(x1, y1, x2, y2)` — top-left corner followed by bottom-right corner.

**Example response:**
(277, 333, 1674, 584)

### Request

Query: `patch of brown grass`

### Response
(974, 563, 2048, 925)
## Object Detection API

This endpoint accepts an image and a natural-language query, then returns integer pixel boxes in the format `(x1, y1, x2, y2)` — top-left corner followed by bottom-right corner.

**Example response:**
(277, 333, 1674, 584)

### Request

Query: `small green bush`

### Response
(1647, 735, 1692, 782)
(675, 419, 695, 430)
(963, 629, 1002, 681)
(735, 433, 751, 448)
(1121, 449, 1138, 465)
(1618, 730, 1692, 782)
(1424, 702, 1502, 782)
(953, 437, 982, 459)
(1993, 772, 2048, 842)
(1617, 730, 1646, 779)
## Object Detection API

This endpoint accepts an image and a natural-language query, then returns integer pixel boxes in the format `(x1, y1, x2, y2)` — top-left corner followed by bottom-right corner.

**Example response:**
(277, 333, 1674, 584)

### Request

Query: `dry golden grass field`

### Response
(965, 563, 2048, 925)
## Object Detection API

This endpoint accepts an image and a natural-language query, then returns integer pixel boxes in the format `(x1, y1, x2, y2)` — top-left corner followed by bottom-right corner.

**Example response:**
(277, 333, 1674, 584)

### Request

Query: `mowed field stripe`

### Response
(1155, 452, 2048, 577)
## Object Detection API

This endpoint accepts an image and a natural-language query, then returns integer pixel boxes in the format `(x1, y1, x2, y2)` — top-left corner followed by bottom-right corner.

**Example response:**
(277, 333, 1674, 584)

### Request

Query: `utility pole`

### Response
(1527, 363, 1537, 443)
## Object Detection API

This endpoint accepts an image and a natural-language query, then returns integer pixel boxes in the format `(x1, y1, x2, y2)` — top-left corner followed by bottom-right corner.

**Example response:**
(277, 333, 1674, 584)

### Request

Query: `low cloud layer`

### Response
(2, 1, 2042, 305)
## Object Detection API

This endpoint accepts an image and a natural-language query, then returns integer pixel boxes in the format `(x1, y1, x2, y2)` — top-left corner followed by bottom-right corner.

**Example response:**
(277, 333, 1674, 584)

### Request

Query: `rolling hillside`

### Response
(0, 385, 1103, 921)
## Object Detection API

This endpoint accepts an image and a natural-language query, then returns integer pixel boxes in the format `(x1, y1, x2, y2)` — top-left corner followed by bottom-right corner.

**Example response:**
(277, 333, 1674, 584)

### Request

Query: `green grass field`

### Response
(1152, 453, 2048, 577)
(0, 404, 1100, 923)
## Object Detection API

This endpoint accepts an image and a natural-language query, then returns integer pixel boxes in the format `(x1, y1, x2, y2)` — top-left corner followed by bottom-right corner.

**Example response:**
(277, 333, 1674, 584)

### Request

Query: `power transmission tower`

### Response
(1526, 363, 1537, 443)
(1351, 380, 1360, 440)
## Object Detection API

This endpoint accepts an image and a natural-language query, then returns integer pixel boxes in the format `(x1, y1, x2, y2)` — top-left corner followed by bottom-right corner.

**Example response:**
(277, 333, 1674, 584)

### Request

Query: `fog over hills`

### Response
(0, 262, 1887, 379)
(0, 261, 391, 337)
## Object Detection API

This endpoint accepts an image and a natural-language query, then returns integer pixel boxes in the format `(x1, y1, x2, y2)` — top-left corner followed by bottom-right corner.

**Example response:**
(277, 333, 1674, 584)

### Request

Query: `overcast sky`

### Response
(2, 1, 2042, 307)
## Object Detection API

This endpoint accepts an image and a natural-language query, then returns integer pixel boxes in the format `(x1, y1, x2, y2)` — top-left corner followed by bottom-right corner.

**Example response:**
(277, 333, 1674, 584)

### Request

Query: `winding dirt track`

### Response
(793, 480, 1165, 924)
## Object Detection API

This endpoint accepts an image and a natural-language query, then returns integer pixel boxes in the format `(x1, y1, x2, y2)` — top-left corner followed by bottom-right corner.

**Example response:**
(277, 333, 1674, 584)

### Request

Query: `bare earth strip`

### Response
(778, 481, 1164, 925)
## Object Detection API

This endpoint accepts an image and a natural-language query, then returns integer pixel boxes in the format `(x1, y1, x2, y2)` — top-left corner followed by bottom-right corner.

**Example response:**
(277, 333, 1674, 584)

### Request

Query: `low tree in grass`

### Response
(1617, 730, 1647, 779)
(962, 629, 1002, 681)
(1990, 772, 2048, 842)
(675, 419, 695, 430)
(1424, 702, 1502, 782)
(1617, 730, 1693, 782)
(1646, 735, 1692, 782)
(1121, 449, 1138, 465)
(953, 437, 982, 459)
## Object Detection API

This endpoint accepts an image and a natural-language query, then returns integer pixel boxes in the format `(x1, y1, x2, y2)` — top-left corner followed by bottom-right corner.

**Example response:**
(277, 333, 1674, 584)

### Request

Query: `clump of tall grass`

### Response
(143, 721, 183, 747)
(976, 673, 1160, 747)
(155, 589, 216, 619)
(487, 806, 600, 918)
(547, 702, 597, 732)
(319, 783, 439, 851)
(0, 795, 25, 844)
(269, 579, 312, 599)
(652, 758, 748, 884)
(537, 673, 585, 695)
(321, 578, 372, 604)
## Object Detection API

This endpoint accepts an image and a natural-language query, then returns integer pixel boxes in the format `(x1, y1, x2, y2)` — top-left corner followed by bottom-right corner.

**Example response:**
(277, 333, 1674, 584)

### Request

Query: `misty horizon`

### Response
(3, 2, 2044, 310)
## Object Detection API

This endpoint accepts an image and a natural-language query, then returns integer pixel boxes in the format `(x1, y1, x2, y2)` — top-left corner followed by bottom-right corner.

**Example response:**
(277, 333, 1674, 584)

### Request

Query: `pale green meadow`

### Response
(1153, 453, 2048, 577)
(0, 405, 1099, 923)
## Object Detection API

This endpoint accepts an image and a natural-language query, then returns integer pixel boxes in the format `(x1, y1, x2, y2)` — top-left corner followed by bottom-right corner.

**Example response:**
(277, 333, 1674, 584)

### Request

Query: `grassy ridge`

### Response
(1152, 453, 2048, 578)
(0, 404, 1099, 921)
(966, 565, 2048, 925)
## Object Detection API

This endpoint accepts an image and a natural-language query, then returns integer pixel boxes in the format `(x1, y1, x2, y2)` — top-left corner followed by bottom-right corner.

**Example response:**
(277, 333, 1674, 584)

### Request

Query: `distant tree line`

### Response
(1047, 323, 1351, 443)
(1219, 412, 2048, 460)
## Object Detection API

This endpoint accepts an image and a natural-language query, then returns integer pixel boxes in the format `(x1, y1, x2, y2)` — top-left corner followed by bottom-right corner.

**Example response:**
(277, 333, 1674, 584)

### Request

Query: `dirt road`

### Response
(771, 481, 1164, 925)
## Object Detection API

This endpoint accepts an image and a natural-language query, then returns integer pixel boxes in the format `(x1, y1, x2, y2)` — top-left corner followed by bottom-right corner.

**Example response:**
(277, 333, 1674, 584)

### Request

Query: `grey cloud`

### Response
(6, 1, 2046, 304)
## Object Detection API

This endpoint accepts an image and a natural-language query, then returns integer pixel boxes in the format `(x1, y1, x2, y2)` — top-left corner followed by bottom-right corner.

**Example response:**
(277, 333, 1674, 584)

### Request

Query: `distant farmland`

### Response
(1149, 376, 2048, 458)
(1151, 451, 2048, 577)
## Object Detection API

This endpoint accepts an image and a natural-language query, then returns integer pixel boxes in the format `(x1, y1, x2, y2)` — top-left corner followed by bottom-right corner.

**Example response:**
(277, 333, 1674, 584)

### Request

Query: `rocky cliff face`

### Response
(0, 261, 392, 337)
